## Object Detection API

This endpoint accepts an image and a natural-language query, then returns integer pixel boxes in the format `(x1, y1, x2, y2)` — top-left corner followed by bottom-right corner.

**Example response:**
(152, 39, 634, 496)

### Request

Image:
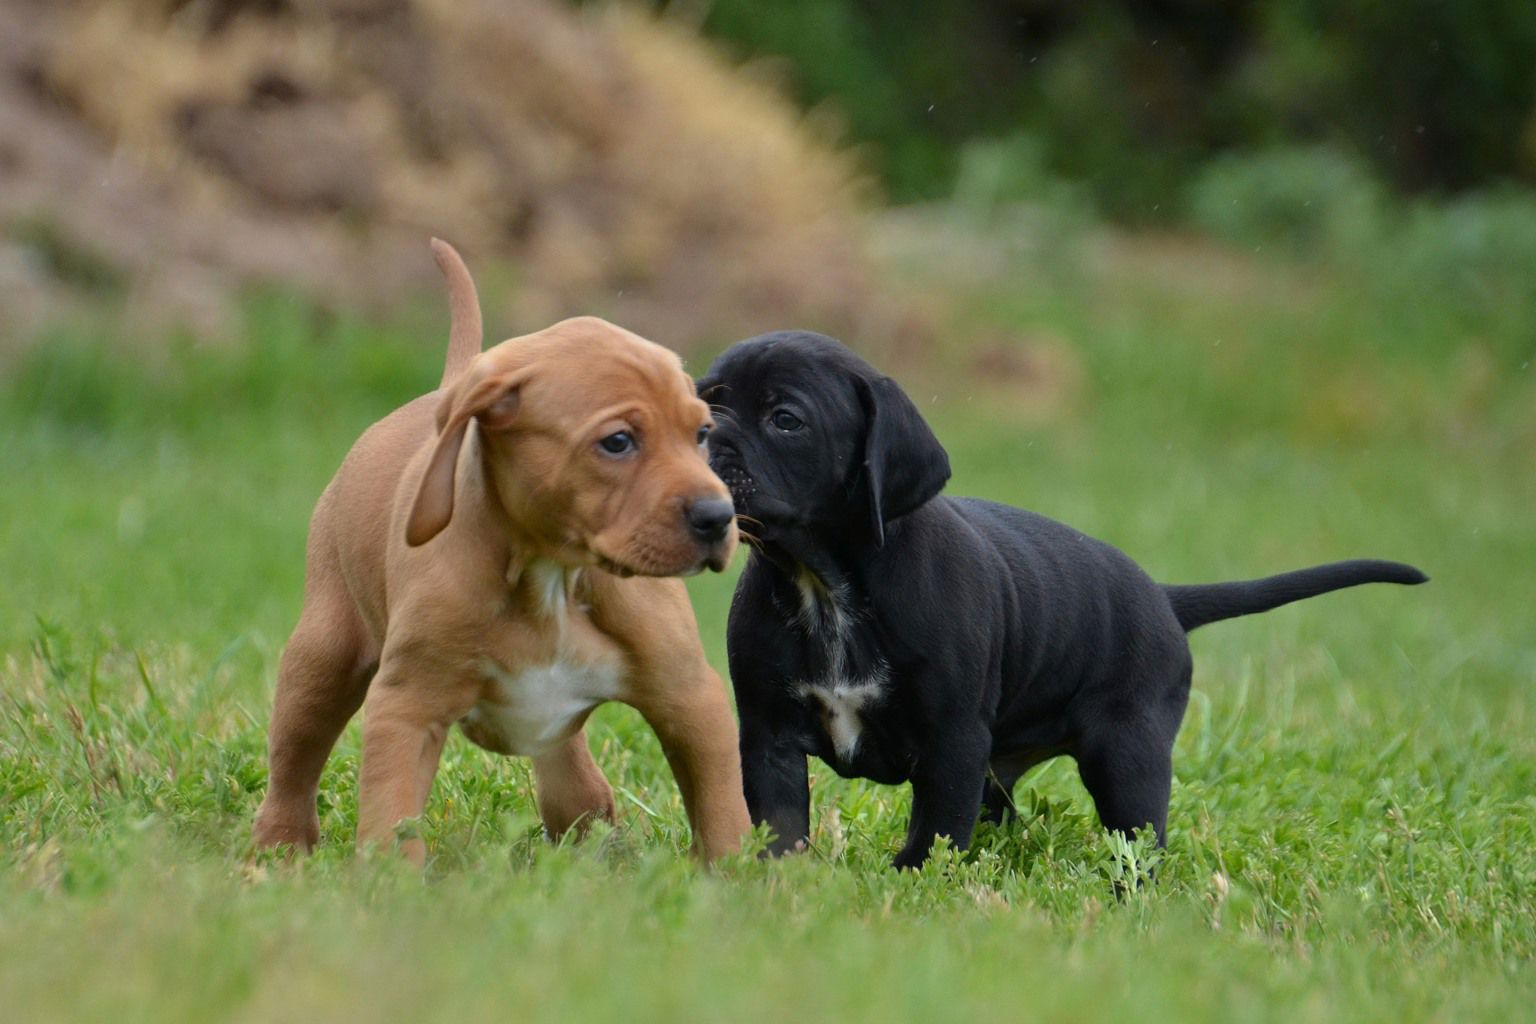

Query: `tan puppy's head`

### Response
(406, 304, 737, 576)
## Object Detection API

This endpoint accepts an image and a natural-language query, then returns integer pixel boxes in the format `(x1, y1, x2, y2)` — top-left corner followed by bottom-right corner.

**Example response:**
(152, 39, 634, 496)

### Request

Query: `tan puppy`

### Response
(251, 240, 749, 865)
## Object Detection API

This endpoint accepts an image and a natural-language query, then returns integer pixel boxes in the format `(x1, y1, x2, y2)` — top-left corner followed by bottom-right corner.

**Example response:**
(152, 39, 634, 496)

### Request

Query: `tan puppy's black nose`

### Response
(685, 497, 735, 543)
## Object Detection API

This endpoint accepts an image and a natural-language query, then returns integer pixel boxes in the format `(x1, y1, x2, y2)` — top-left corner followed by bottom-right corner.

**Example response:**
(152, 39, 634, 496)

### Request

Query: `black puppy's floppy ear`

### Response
(854, 374, 951, 547)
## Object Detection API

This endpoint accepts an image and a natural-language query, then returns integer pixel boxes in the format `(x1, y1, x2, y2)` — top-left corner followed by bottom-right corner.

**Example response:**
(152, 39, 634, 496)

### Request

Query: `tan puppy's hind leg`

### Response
(253, 593, 374, 853)
(356, 669, 475, 866)
(531, 729, 617, 840)
(630, 669, 752, 863)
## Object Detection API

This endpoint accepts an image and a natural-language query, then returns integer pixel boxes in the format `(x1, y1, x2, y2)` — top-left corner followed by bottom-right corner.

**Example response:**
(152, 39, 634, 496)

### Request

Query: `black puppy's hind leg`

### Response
(1075, 730, 1175, 849)
(1075, 652, 1189, 855)
(1077, 734, 1173, 898)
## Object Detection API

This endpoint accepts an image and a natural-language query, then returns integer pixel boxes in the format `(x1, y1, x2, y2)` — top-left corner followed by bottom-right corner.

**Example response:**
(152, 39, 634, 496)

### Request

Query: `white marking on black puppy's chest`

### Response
(789, 567, 888, 760)
(798, 676, 886, 760)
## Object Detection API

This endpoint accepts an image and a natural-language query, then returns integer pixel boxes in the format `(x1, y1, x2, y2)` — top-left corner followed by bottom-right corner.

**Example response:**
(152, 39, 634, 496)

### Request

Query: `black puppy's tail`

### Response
(1164, 560, 1427, 632)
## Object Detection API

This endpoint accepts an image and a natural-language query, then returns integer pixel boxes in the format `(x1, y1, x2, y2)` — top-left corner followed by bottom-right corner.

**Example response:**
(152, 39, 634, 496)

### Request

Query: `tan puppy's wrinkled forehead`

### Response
(475, 316, 707, 433)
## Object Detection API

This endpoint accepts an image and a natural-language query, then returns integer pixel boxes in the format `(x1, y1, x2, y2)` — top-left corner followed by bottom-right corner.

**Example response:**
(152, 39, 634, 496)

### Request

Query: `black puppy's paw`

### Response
(761, 837, 808, 860)
(756, 821, 810, 860)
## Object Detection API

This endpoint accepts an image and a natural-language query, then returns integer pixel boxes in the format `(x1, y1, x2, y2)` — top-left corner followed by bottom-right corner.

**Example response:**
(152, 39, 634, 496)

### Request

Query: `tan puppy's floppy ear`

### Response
(406, 370, 529, 547)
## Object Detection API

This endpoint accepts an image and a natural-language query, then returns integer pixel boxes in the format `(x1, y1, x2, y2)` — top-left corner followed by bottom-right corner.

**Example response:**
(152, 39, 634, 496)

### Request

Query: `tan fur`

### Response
(251, 241, 748, 865)
(431, 238, 483, 389)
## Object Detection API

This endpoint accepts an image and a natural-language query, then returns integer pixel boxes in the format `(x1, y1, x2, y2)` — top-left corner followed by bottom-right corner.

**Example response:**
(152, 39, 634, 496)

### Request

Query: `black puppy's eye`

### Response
(770, 409, 803, 432)
(696, 425, 711, 446)
(598, 431, 635, 455)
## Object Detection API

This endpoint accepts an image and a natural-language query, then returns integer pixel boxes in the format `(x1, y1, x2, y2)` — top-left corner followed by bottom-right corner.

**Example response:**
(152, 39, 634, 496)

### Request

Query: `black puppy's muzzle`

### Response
(706, 441, 757, 511)
(715, 463, 757, 511)
(708, 442, 801, 535)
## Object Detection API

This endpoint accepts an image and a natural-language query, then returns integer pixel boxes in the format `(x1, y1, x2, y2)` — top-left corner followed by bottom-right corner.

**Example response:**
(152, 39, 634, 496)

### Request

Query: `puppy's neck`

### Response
(751, 537, 859, 639)
(752, 527, 859, 581)
(465, 423, 585, 568)
(452, 428, 588, 619)
(790, 562, 851, 641)
(505, 559, 585, 624)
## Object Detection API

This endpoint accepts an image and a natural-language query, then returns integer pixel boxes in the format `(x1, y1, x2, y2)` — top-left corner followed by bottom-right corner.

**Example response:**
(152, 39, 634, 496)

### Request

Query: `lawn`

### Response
(2, 219, 1533, 1022)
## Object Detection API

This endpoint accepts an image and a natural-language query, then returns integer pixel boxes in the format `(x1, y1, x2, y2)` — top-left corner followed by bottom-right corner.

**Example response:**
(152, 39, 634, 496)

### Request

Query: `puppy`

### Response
(699, 330, 1426, 869)
(251, 240, 750, 865)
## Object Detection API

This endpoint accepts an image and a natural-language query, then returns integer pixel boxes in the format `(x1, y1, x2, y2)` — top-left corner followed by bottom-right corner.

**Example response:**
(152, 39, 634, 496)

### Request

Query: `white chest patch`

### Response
(797, 677, 885, 761)
(461, 657, 621, 758)
(786, 565, 887, 761)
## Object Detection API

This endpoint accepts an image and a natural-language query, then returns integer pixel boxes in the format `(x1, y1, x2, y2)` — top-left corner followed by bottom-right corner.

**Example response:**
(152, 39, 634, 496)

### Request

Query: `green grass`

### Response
(2, 228, 1534, 1021)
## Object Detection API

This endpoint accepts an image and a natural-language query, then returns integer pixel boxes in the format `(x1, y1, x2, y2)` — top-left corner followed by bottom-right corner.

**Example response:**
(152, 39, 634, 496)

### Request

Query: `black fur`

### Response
(699, 330, 1427, 870)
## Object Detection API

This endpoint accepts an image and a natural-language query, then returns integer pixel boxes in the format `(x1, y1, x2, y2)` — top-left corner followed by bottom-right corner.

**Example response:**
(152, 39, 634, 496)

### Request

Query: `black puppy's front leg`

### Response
(740, 727, 811, 856)
(893, 722, 991, 870)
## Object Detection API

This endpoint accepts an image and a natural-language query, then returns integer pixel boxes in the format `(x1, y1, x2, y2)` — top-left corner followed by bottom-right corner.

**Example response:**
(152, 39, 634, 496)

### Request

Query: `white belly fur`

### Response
(461, 657, 621, 757)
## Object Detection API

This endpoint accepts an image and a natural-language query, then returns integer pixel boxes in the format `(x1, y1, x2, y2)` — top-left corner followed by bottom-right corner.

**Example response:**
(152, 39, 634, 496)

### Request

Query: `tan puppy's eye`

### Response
(696, 425, 711, 446)
(598, 431, 636, 456)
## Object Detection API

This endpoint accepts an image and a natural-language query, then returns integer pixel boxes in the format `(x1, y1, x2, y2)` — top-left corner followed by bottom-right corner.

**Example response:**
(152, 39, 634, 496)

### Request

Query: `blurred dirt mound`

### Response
(0, 0, 904, 353)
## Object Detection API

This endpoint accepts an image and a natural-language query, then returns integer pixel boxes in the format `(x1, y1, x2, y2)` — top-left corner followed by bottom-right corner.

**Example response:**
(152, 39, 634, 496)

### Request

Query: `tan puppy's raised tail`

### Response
(430, 238, 483, 388)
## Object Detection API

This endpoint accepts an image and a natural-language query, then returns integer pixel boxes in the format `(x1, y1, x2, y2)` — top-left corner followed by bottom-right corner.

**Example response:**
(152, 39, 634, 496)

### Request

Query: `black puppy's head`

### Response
(697, 331, 950, 548)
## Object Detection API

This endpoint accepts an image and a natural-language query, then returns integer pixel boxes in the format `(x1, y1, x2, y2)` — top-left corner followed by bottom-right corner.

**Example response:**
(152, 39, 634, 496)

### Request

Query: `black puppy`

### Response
(698, 331, 1426, 870)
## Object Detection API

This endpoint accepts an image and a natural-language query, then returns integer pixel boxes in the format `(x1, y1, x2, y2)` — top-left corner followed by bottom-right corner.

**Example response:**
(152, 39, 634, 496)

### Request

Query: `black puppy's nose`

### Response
(685, 497, 735, 543)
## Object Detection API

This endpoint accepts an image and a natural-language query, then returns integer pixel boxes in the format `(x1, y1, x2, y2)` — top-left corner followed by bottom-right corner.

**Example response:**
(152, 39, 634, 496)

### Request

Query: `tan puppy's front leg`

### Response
(531, 729, 617, 840)
(357, 667, 475, 866)
(629, 666, 751, 863)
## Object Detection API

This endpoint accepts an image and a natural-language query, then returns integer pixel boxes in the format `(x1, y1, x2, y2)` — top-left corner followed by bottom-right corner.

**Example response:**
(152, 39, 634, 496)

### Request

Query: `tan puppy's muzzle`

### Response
(589, 436, 739, 578)
(598, 491, 737, 578)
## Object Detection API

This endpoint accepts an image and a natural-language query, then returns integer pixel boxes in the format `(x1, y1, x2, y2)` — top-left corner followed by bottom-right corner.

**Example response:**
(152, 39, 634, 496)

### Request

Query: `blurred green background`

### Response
(687, 0, 1536, 212)
(4, 0, 1536, 362)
